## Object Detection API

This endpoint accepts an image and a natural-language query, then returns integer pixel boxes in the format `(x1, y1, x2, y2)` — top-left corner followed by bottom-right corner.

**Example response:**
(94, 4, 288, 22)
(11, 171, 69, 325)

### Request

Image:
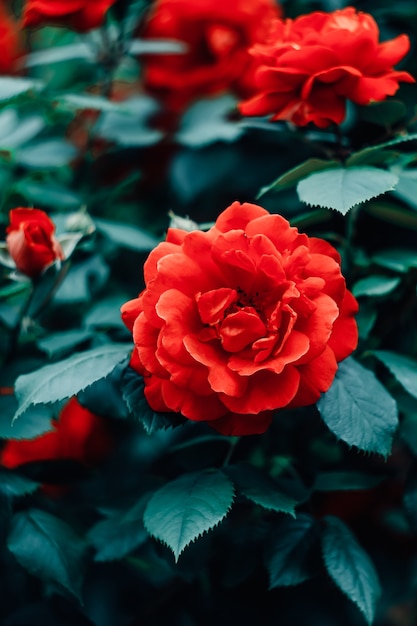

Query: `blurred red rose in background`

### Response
(6, 208, 64, 278)
(140, 0, 282, 113)
(0, 397, 113, 469)
(0, 4, 22, 74)
(23, 0, 117, 32)
(239, 6, 414, 127)
(121, 201, 358, 436)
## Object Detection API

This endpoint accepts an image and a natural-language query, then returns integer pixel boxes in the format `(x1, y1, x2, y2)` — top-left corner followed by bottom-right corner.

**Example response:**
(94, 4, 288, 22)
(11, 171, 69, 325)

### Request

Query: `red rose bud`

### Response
(239, 7, 415, 128)
(6, 208, 65, 278)
(141, 0, 282, 113)
(0, 397, 113, 470)
(121, 201, 358, 437)
(23, 0, 117, 32)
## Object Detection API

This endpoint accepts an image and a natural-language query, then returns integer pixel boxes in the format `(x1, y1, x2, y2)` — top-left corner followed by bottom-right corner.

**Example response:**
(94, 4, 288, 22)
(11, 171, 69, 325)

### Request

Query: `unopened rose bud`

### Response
(6, 208, 64, 278)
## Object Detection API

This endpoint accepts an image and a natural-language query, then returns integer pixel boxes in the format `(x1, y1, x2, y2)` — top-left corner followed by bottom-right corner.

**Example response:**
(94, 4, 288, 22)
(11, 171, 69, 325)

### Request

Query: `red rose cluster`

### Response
(141, 0, 282, 112)
(122, 202, 358, 436)
(6, 208, 64, 278)
(23, 0, 116, 32)
(239, 7, 414, 127)
(1, 398, 113, 470)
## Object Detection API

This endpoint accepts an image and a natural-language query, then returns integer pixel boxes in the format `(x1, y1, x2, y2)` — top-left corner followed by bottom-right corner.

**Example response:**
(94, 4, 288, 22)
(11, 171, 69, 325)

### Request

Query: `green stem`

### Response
(222, 437, 240, 467)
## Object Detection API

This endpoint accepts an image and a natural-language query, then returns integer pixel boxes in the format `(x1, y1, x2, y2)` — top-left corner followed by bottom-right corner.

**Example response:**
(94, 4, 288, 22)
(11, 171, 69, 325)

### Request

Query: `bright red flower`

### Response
(0, 398, 113, 469)
(0, 5, 22, 74)
(121, 201, 358, 436)
(141, 0, 282, 113)
(239, 7, 414, 128)
(6, 208, 64, 278)
(22, 0, 117, 32)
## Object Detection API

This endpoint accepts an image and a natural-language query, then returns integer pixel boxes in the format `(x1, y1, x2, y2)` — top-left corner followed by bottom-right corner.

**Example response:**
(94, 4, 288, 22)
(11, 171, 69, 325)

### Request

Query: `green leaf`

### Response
(0, 77, 43, 102)
(321, 516, 381, 625)
(392, 170, 417, 210)
(143, 469, 234, 561)
(37, 329, 93, 359)
(95, 218, 159, 252)
(374, 350, 417, 400)
(13, 178, 83, 210)
(16, 139, 78, 169)
(121, 367, 185, 433)
(0, 468, 39, 497)
(128, 38, 186, 55)
(0, 395, 54, 440)
(225, 463, 296, 515)
(257, 158, 339, 197)
(176, 95, 243, 147)
(0, 110, 44, 150)
(372, 248, 417, 273)
(14, 343, 131, 420)
(265, 514, 318, 588)
(88, 506, 148, 562)
(94, 96, 162, 147)
(56, 93, 132, 114)
(352, 275, 400, 298)
(24, 42, 95, 67)
(313, 471, 384, 492)
(317, 357, 398, 456)
(297, 167, 399, 214)
(7, 509, 87, 600)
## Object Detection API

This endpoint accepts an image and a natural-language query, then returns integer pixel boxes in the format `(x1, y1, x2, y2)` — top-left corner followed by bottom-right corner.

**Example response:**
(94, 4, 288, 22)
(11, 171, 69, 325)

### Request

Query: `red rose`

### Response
(0, 5, 22, 74)
(239, 7, 414, 128)
(141, 0, 282, 113)
(22, 0, 117, 32)
(0, 398, 113, 469)
(121, 201, 358, 436)
(6, 208, 65, 278)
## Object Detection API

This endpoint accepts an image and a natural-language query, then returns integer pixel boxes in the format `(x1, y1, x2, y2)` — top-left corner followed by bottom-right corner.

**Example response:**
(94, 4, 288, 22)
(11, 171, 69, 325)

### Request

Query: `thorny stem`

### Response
(5, 283, 34, 364)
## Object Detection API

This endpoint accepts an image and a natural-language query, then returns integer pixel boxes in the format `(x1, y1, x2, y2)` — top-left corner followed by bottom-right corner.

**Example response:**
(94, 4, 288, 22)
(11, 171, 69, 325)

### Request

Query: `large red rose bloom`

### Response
(239, 7, 414, 128)
(23, 0, 117, 32)
(140, 0, 282, 113)
(121, 202, 358, 436)
(6, 208, 64, 278)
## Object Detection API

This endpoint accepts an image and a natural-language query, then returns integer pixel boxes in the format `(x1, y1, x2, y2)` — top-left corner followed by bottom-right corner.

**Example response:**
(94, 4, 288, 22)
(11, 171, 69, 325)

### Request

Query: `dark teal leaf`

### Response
(121, 366, 185, 432)
(0, 395, 54, 439)
(13, 178, 83, 210)
(257, 158, 339, 197)
(95, 218, 160, 252)
(16, 139, 78, 169)
(176, 95, 243, 147)
(24, 42, 95, 67)
(225, 463, 296, 515)
(317, 357, 398, 456)
(14, 343, 131, 420)
(128, 38, 186, 55)
(83, 294, 128, 329)
(265, 514, 318, 588)
(352, 275, 400, 298)
(0, 468, 39, 497)
(88, 503, 148, 562)
(0, 110, 44, 150)
(297, 167, 398, 214)
(372, 248, 417, 273)
(37, 329, 93, 359)
(143, 469, 234, 561)
(374, 350, 417, 400)
(0, 77, 43, 102)
(313, 471, 384, 492)
(7, 509, 87, 600)
(321, 516, 381, 625)
(94, 96, 162, 147)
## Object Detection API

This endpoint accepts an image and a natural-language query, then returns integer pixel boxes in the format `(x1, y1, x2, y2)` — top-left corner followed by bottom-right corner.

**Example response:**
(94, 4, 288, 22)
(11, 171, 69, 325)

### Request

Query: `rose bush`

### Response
(121, 201, 358, 436)
(140, 0, 282, 113)
(0, 397, 113, 469)
(239, 6, 414, 127)
(22, 0, 117, 32)
(5, 208, 64, 278)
